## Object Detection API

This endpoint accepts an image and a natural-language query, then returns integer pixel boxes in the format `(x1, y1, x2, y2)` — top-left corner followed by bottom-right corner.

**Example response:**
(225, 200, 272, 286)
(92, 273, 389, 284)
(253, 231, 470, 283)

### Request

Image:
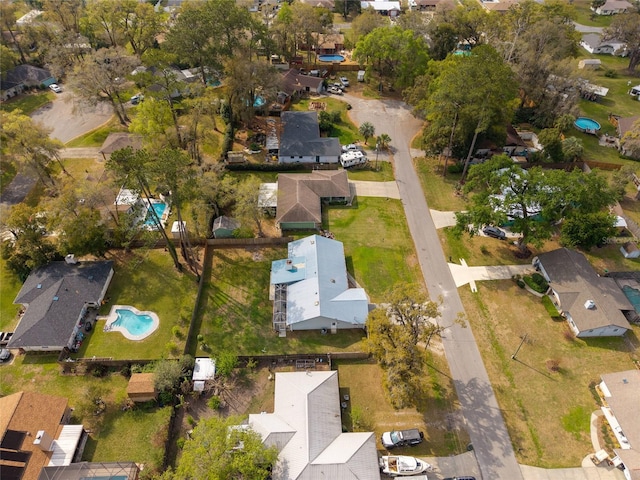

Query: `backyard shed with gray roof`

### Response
(212, 216, 240, 238)
(278, 111, 341, 164)
(249, 370, 379, 479)
(9, 261, 114, 352)
(533, 248, 633, 337)
(270, 235, 369, 334)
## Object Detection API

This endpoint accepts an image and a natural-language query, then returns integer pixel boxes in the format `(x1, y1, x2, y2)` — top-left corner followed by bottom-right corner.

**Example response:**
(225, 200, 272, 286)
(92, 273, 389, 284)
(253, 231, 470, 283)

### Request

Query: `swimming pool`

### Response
(145, 202, 167, 227)
(254, 95, 266, 108)
(622, 285, 640, 312)
(574, 117, 601, 134)
(103, 305, 159, 340)
(318, 54, 345, 62)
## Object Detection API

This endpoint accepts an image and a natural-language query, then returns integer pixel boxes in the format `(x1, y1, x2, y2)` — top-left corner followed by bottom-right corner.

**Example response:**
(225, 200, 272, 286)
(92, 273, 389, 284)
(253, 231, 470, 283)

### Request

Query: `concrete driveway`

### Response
(350, 180, 400, 199)
(30, 90, 113, 143)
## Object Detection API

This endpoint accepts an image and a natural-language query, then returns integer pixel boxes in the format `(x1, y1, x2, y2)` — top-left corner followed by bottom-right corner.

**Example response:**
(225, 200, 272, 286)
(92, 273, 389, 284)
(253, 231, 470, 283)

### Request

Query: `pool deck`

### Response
(100, 304, 159, 341)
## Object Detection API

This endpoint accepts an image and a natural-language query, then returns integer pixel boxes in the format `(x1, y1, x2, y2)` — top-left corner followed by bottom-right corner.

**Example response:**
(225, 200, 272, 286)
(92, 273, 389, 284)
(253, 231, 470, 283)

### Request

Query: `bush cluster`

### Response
(524, 273, 549, 293)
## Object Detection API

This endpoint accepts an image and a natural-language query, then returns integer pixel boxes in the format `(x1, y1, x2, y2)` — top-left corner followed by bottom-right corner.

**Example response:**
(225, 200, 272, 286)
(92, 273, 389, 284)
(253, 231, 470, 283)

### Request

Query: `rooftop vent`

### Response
(285, 259, 295, 271)
(37, 284, 42, 289)
(53, 296, 59, 301)
(584, 300, 596, 309)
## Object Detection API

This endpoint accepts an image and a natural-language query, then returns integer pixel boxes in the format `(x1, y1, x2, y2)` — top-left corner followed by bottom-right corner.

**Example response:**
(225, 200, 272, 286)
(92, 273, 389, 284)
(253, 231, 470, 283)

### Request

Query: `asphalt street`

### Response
(344, 92, 524, 480)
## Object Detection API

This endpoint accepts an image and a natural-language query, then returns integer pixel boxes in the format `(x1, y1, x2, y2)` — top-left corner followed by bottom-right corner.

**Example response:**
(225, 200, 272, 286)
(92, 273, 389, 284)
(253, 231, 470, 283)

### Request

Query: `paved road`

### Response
(344, 92, 524, 480)
(30, 90, 113, 143)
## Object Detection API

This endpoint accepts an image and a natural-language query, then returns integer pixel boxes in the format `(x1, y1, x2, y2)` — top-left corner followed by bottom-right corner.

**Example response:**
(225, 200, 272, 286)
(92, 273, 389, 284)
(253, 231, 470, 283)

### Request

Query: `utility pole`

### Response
(511, 333, 527, 360)
(375, 140, 380, 171)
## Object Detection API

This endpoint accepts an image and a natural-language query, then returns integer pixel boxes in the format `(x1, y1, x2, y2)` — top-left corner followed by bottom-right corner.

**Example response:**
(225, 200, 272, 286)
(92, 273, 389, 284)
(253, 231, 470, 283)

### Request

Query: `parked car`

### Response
(328, 86, 343, 95)
(381, 429, 424, 448)
(482, 225, 506, 240)
(130, 93, 144, 105)
(0, 348, 10, 362)
(340, 76, 350, 87)
(342, 144, 360, 152)
(49, 83, 62, 93)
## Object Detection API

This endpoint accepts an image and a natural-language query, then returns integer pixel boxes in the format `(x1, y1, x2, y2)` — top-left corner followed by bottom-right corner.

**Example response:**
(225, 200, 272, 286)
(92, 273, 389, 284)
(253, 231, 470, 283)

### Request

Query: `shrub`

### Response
(187, 415, 197, 426)
(523, 273, 549, 293)
(172, 326, 183, 339)
(208, 395, 221, 410)
(159, 391, 174, 406)
(176, 438, 186, 450)
(516, 279, 525, 289)
(447, 163, 464, 174)
(603, 69, 617, 78)
(165, 341, 179, 356)
(216, 351, 238, 377)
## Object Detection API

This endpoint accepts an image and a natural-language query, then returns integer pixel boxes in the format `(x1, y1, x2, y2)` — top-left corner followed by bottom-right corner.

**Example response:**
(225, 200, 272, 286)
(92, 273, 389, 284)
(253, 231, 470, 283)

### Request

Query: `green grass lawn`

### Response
(195, 247, 367, 356)
(328, 197, 424, 300)
(0, 257, 22, 331)
(347, 161, 394, 181)
(0, 91, 54, 115)
(74, 249, 198, 360)
(414, 156, 467, 212)
(569, 0, 614, 27)
(0, 354, 169, 473)
(337, 355, 470, 456)
(291, 97, 362, 145)
(461, 281, 639, 467)
(65, 119, 123, 147)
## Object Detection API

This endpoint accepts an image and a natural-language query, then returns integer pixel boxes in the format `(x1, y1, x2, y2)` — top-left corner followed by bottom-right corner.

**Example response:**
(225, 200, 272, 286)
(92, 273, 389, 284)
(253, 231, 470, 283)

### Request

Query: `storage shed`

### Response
(578, 59, 601, 70)
(127, 373, 157, 402)
(212, 216, 240, 238)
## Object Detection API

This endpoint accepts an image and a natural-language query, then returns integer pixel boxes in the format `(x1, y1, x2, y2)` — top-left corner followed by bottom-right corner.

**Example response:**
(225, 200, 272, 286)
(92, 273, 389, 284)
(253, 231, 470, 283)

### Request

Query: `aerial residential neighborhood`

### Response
(0, 0, 639, 479)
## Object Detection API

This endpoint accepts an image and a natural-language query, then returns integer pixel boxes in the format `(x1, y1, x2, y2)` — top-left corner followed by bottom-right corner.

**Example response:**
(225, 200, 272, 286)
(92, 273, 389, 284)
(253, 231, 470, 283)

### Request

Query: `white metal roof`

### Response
(192, 357, 216, 381)
(47, 425, 84, 466)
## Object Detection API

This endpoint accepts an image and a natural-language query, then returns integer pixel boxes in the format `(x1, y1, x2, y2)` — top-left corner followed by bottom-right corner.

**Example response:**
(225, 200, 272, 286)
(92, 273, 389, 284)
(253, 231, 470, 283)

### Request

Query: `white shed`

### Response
(193, 357, 216, 392)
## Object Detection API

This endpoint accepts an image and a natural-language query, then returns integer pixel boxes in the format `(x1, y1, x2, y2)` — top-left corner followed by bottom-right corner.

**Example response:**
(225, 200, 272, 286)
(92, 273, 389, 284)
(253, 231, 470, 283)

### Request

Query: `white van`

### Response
(340, 151, 367, 168)
(630, 85, 640, 97)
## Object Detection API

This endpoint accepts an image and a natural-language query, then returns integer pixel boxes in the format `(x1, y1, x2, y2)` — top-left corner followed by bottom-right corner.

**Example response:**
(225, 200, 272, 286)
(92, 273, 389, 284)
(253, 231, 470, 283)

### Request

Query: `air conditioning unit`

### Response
(33, 430, 54, 451)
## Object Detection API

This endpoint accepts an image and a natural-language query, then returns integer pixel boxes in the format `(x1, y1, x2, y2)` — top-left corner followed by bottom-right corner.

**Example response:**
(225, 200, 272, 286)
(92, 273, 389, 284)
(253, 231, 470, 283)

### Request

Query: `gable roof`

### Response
(0, 391, 69, 480)
(281, 69, 324, 96)
(4, 65, 54, 85)
(536, 248, 632, 333)
(600, 370, 640, 479)
(279, 111, 341, 157)
(597, 0, 632, 10)
(249, 371, 378, 480)
(276, 170, 350, 225)
(212, 215, 240, 231)
(99, 133, 143, 155)
(505, 125, 526, 147)
(9, 261, 113, 349)
(272, 235, 369, 327)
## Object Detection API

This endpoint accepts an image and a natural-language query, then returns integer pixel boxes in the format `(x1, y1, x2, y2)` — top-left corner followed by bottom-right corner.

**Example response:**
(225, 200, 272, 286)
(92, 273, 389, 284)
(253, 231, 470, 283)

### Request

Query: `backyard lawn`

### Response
(74, 249, 198, 360)
(291, 96, 362, 145)
(195, 247, 367, 356)
(0, 354, 170, 473)
(0, 91, 54, 115)
(0, 259, 23, 331)
(460, 280, 640, 468)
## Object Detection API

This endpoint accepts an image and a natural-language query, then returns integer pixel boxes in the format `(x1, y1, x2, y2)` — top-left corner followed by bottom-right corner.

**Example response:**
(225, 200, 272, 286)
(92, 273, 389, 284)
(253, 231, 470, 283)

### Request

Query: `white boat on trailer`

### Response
(379, 455, 432, 476)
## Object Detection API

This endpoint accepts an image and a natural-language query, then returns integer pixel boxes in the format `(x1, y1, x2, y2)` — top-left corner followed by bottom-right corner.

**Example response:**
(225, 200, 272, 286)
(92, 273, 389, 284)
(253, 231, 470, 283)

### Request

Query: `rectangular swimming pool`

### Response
(144, 202, 167, 227)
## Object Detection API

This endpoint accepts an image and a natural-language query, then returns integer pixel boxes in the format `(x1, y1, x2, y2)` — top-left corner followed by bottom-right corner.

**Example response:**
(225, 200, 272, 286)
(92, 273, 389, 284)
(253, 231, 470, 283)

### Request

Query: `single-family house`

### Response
(409, 0, 441, 11)
(503, 125, 528, 157)
(533, 248, 634, 337)
(249, 370, 379, 480)
(126, 373, 158, 403)
(300, 0, 335, 8)
(0, 391, 120, 480)
(311, 32, 344, 55)
(8, 260, 114, 352)
(360, 0, 401, 16)
(598, 370, 640, 480)
(275, 170, 351, 230)
(99, 133, 143, 161)
(476, 0, 516, 12)
(615, 115, 640, 157)
(281, 69, 324, 98)
(580, 33, 626, 55)
(1, 79, 25, 101)
(270, 235, 369, 334)
(278, 111, 341, 165)
(592, 0, 632, 14)
(578, 58, 602, 70)
(192, 357, 216, 392)
(212, 216, 241, 238)
(3, 64, 56, 89)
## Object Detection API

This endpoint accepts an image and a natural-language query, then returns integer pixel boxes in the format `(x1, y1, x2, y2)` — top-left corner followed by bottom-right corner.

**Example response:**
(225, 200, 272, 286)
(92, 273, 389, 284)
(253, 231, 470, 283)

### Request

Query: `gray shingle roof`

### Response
(536, 248, 632, 333)
(9, 261, 113, 350)
(4, 64, 54, 85)
(279, 111, 341, 157)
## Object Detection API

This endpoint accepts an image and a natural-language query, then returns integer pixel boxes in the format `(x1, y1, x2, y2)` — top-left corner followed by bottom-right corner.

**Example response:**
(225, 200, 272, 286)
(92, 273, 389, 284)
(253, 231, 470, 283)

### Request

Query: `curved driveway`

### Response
(344, 92, 523, 480)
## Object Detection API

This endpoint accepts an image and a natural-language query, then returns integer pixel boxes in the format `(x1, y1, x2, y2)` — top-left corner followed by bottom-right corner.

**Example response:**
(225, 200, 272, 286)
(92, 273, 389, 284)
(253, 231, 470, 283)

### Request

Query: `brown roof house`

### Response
(0, 391, 83, 480)
(99, 133, 143, 161)
(281, 69, 324, 97)
(533, 248, 634, 337)
(598, 370, 640, 480)
(127, 373, 158, 402)
(275, 170, 351, 230)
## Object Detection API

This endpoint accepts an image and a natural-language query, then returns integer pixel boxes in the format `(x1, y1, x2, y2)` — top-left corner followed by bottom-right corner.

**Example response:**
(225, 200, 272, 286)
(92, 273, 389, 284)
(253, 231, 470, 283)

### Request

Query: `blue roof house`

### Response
(270, 235, 369, 334)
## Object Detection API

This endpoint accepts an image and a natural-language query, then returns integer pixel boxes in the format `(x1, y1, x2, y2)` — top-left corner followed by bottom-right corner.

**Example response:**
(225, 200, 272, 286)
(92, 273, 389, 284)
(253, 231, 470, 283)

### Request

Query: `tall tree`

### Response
(0, 2, 26, 63)
(354, 26, 430, 89)
(84, 0, 127, 48)
(603, 12, 640, 71)
(42, 0, 84, 34)
(1, 111, 66, 188)
(347, 9, 386, 46)
(171, 415, 278, 480)
(122, 1, 164, 57)
(359, 121, 375, 144)
(233, 176, 267, 237)
(68, 47, 138, 125)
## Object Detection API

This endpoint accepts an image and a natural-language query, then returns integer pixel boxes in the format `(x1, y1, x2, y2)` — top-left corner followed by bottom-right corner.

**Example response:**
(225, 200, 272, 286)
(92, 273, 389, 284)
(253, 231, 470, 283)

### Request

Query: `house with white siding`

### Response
(278, 111, 341, 165)
(249, 371, 379, 480)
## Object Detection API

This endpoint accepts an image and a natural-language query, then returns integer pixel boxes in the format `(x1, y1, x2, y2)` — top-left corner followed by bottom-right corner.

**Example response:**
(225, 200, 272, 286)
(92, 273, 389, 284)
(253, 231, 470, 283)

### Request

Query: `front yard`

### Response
(460, 280, 640, 468)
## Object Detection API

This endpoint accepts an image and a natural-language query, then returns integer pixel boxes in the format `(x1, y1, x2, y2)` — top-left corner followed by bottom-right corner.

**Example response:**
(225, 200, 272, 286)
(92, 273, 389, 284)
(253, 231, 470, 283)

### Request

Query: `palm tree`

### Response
(359, 122, 375, 144)
(378, 133, 391, 150)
